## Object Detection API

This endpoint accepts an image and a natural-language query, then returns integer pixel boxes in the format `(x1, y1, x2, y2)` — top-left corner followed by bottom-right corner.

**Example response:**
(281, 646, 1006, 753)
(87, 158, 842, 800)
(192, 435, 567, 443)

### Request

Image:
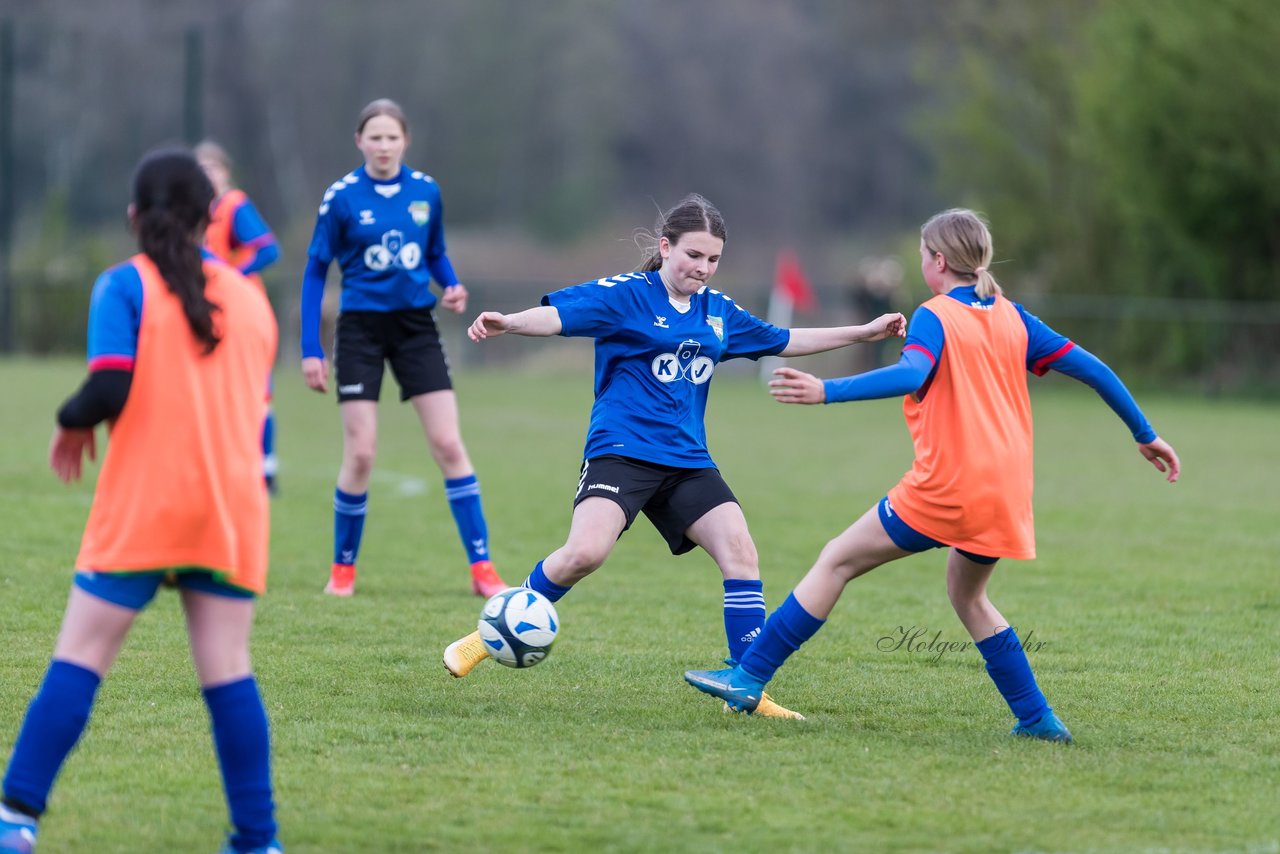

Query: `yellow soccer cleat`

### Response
(724, 692, 806, 721)
(443, 630, 491, 678)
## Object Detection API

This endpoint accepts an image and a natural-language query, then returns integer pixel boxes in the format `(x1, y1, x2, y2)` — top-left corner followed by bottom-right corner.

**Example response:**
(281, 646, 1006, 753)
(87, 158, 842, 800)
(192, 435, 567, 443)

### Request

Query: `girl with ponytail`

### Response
(0, 148, 282, 853)
(441, 193, 906, 722)
(688, 208, 1180, 744)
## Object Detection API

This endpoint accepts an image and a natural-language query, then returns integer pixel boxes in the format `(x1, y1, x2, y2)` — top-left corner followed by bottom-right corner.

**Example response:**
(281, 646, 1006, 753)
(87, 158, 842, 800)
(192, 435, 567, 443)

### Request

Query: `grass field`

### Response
(1, 357, 1277, 853)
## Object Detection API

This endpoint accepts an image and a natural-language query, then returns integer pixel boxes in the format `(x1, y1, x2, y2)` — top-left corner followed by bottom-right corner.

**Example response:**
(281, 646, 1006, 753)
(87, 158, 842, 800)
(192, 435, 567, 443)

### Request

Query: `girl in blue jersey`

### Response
(685, 209, 1180, 741)
(300, 99, 507, 599)
(442, 194, 906, 720)
(196, 141, 283, 494)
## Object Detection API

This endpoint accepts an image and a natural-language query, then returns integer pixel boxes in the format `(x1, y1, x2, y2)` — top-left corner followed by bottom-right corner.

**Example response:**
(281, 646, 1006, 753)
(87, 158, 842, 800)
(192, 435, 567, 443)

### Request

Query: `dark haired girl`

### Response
(0, 148, 281, 853)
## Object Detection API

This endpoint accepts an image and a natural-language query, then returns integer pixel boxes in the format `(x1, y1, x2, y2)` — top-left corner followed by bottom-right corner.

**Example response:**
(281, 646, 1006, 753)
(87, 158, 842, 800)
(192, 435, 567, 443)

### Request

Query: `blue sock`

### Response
(722, 579, 766, 663)
(520, 560, 571, 603)
(261, 409, 277, 480)
(204, 677, 276, 850)
(737, 593, 826, 683)
(976, 627, 1050, 725)
(2, 660, 101, 816)
(445, 474, 490, 565)
(333, 488, 367, 567)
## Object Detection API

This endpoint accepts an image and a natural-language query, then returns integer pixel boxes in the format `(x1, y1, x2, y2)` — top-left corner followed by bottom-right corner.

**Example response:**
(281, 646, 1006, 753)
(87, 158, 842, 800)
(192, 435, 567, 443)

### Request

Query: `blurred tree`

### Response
(1074, 0, 1280, 303)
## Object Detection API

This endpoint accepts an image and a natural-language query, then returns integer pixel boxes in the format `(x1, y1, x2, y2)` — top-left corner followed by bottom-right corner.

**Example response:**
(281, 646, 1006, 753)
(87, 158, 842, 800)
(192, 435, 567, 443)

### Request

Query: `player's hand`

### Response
(468, 311, 511, 342)
(440, 283, 468, 314)
(769, 366, 826, 405)
(1139, 437, 1180, 483)
(302, 357, 329, 393)
(862, 312, 907, 342)
(49, 425, 96, 483)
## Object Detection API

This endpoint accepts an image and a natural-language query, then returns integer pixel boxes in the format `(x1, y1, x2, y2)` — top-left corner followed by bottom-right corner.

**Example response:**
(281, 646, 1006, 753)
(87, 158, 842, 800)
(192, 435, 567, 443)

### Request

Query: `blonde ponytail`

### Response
(974, 266, 1002, 300)
(921, 209, 1003, 298)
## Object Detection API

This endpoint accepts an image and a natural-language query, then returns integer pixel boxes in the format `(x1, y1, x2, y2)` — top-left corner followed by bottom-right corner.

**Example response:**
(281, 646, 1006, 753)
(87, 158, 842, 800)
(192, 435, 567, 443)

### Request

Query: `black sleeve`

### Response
(56, 369, 133, 429)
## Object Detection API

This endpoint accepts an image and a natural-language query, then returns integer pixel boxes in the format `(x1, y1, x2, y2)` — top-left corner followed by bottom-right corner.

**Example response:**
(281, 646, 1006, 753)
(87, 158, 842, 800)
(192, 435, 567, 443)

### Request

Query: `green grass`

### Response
(1, 357, 1277, 853)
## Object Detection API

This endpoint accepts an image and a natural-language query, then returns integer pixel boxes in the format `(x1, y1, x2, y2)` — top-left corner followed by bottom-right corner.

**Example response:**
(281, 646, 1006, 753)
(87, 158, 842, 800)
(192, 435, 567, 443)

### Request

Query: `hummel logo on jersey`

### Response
(338, 383, 364, 395)
(374, 183, 401, 198)
(587, 482, 620, 494)
(359, 209, 376, 225)
(654, 315, 669, 328)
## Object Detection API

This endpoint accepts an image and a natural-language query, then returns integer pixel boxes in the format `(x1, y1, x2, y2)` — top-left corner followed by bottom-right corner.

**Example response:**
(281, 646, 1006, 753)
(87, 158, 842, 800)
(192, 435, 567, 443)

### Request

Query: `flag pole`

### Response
(760, 283, 793, 383)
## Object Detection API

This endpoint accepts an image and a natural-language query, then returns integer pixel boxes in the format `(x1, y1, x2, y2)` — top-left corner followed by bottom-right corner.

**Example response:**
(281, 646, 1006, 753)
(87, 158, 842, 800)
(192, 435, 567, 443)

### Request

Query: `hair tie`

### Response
(974, 266, 987, 275)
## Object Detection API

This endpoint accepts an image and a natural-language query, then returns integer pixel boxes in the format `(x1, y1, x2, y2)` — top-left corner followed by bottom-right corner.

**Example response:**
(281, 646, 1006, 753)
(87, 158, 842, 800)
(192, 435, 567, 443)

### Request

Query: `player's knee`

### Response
(347, 445, 377, 477)
(558, 543, 609, 579)
(428, 435, 466, 468)
(818, 542, 873, 584)
(946, 582, 986, 612)
(717, 537, 759, 579)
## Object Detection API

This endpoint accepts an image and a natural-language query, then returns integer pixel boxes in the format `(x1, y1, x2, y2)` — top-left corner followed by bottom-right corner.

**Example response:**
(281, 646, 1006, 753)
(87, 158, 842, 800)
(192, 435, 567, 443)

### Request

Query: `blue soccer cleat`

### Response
(1011, 710, 1074, 743)
(684, 666, 764, 713)
(0, 809, 37, 854)
(219, 837, 283, 854)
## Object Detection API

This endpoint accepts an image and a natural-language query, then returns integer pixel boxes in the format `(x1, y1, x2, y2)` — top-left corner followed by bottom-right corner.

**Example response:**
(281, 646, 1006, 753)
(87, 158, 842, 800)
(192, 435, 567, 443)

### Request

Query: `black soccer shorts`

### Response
(333, 308, 452, 403)
(573, 455, 739, 555)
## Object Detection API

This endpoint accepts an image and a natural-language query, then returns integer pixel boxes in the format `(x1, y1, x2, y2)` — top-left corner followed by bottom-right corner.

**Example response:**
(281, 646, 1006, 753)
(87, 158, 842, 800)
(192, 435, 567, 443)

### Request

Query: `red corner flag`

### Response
(774, 250, 817, 312)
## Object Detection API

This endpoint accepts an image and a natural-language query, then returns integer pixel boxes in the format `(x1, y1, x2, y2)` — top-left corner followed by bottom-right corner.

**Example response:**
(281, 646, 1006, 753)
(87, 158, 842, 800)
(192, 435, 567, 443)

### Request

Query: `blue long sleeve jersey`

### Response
(822, 285, 1156, 444)
(300, 165, 459, 359)
(229, 201, 280, 276)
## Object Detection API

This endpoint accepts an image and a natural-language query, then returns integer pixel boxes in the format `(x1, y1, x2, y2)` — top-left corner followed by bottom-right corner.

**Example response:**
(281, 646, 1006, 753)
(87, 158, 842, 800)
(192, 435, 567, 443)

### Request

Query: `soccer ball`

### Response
(477, 588, 559, 668)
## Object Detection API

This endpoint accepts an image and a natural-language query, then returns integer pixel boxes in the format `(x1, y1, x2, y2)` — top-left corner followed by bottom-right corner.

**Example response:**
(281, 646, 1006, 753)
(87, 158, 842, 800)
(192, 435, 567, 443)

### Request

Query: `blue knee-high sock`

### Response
(737, 593, 826, 684)
(520, 560, 571, 603)
(976, 627, 1050, 725)
(2, 660, 101, 816)
(723, 579, 766, 663)
(333, 488, 367, 567)
(261, 409, 277, 479)
(204, 677, 276, 850)
(444, 475, 490, 565)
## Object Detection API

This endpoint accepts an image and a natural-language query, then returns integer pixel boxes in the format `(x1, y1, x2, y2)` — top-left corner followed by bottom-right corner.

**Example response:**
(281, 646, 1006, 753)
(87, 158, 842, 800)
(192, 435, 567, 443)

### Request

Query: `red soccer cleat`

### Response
(470, 560, 508, 598)
(324, 563, 356, 596)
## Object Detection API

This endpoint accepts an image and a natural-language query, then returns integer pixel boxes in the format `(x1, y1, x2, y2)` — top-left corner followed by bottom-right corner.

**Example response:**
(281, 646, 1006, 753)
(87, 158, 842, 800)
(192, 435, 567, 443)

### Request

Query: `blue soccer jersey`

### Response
(306, 164, 458, 313)
(544, 271, 790, 468)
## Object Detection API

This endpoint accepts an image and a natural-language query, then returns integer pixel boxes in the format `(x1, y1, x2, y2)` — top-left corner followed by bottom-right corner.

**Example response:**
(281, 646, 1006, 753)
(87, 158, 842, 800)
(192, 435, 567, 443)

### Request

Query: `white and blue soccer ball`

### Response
(478, 588, 559, 668)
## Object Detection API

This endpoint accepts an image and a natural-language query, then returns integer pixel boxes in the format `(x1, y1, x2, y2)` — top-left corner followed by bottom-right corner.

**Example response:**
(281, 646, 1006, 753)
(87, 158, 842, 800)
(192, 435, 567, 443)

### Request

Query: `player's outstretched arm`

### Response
(780, 312, 906, 357)
(769, 366, 826, 404)
(1139, 437, 1180, 483)
(468, 306, 563, 341)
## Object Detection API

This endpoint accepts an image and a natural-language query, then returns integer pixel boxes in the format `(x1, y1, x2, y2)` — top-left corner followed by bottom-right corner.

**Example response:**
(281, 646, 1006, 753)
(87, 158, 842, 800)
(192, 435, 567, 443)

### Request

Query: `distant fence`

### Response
(5, 274, 1280, 395)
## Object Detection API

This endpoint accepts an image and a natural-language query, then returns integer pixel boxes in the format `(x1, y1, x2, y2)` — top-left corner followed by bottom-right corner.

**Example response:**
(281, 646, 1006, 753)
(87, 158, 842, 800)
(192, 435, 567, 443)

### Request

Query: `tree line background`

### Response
(1, 0, 1276, 392)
